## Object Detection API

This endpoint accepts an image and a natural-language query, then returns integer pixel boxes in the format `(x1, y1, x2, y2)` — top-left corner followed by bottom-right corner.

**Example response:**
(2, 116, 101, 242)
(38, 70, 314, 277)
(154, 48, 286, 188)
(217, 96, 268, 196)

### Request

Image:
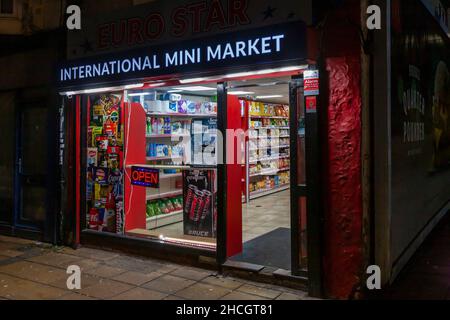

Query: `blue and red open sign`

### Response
(131, 166, 159, 188)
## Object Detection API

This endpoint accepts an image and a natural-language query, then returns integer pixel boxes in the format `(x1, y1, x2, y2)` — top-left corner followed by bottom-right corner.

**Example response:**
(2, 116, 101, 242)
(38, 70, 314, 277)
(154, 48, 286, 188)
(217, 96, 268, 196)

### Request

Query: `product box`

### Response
(87, 148, 98, 167)
(182, 170, 216, 238)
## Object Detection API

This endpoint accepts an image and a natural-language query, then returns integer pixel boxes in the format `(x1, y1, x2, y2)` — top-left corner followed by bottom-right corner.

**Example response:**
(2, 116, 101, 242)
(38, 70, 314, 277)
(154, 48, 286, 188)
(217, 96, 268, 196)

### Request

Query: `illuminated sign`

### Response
(59, 21, 306, 88)
(131, 166, 160, 188)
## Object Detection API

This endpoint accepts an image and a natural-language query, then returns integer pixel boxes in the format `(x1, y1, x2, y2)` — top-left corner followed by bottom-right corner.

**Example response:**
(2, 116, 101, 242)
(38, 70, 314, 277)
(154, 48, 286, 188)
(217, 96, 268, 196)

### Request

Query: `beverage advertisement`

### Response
(182, 170, 217, 239)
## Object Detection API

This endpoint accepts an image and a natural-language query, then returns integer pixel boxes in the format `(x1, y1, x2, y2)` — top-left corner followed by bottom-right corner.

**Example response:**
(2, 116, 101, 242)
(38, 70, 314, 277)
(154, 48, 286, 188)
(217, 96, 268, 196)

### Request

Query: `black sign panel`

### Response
(58, 21, 306, 89)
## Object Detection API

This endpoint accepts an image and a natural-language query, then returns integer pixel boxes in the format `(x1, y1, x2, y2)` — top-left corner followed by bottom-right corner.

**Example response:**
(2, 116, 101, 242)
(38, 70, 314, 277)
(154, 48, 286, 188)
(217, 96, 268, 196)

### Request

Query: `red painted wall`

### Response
(320, 0, 363, 299)
(124, 102, 147, 231)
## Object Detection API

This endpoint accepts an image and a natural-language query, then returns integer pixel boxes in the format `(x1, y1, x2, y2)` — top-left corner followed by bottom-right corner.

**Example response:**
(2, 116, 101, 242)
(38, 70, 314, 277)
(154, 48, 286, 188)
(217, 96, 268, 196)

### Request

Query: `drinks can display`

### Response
(183, 170, 217, 238)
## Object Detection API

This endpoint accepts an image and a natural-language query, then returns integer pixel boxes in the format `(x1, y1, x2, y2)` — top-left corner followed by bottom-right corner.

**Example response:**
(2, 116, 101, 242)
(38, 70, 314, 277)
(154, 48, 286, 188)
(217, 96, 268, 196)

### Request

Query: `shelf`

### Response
(251, 126, 290, 130)
(249, 155, 290, 164)
(160, 173, 183, 179)
(250, 184, 290, 200)
(249, 167, 290, 177)
(146, 156, 183, 161)
(249, 145, 290, 151)
(249, 135, 290, 140)
(147, 112, 217, 118)
(146, 190, 182, 201)
(146, 210, 183, 230)
(250, 115, 289, 119)
(146, 134, 190, 138)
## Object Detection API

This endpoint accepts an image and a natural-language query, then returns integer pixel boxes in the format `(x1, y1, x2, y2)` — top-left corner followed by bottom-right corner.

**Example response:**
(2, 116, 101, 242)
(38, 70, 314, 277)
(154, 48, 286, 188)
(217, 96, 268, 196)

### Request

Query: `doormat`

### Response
(230, 227, 291, 270)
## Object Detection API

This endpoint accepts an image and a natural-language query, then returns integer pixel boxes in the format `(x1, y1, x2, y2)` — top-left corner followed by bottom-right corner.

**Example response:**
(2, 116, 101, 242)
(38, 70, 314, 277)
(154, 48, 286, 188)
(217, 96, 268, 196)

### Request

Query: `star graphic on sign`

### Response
(262, 6, 277, 20)
(287, 12, 296, 20)
(80, 38, 94, 54)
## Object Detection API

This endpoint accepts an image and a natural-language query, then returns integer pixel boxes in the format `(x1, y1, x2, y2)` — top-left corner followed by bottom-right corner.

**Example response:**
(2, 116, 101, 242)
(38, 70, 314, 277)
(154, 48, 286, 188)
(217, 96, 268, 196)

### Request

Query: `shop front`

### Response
(58, 14, 326, 295)
(56, 0, 374, 299)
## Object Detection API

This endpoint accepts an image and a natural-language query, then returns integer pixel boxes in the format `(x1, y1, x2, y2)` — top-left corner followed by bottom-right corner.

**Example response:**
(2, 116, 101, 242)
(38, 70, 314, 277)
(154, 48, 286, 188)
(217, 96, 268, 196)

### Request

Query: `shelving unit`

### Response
(250, 184, 290, 200)
(142, 94, 218, 231)
(146, 210, 183, 230)
(146, 190, 183, 201)
(243, 100, 291, 202)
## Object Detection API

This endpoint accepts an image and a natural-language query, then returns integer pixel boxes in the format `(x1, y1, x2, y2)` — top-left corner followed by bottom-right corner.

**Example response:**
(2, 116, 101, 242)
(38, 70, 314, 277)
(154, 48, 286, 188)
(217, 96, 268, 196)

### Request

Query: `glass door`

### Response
(15, 105, 49, 230)
(289, 74, 323, 297)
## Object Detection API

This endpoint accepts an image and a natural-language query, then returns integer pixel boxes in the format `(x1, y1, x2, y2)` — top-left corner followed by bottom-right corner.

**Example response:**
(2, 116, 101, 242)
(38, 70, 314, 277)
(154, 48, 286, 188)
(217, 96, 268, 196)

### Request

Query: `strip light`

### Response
(228, 91, 255, 95)
(256, 95, 283, 99)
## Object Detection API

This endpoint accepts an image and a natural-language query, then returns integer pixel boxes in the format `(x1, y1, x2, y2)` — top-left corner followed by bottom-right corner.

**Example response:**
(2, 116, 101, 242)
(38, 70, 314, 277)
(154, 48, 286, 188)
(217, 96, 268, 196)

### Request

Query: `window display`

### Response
(83, 86, 218, 249)
(86, 94, 124, 234)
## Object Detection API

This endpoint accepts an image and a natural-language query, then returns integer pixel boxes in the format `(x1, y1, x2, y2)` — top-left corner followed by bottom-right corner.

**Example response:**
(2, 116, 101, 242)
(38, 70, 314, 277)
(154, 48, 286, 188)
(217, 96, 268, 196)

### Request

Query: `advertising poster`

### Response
(391, 0, 450, 262)
(182, 170, 217, 238)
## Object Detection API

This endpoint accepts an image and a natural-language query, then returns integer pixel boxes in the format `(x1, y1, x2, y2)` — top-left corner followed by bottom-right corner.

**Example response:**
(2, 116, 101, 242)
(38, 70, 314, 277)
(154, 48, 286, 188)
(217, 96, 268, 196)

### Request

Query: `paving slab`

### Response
(170, 267, 214, 281)
(201, 276, 244, 290)
(0, 261, 67, 285)
(85, 265, 127, 278)
(142, 275, 195, 294)
(175, 282, 232, 300)
(0, 274, 67, 300)
(221, 291, 268, 300)
(237, 284, 282, 299)
(26, 252, 82, 269)
(110, 287, 168, 300)
(77, 279, 134, 299)
(113, 271, 163, 286)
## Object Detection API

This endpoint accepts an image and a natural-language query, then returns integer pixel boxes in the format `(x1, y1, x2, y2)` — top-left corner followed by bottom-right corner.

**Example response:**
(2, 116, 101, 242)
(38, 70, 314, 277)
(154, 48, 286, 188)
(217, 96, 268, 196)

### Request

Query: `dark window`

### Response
(0, 0, 14, 14)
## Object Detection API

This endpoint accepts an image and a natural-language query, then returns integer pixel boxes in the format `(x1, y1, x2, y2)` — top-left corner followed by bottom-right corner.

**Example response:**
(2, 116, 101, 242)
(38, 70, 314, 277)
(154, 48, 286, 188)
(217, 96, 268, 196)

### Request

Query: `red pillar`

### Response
(320, 0, 364, 299)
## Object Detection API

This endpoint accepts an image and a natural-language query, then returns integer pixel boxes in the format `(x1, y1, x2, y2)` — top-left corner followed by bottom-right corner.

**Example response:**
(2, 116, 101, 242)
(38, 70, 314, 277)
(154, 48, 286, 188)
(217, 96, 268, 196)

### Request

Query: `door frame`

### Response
(13, 96, 57, 243)
(289, 73, 324, 297)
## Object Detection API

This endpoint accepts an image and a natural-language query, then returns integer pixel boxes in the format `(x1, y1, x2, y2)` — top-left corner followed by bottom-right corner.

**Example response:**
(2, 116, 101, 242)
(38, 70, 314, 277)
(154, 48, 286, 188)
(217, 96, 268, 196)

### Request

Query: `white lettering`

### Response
(207, 45, 222, 62)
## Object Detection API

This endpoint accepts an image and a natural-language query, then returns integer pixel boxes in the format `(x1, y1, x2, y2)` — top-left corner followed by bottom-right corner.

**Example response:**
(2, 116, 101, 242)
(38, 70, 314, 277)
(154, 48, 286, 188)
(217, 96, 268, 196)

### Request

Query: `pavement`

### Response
(0, 235, 311, 300)
(380, 213, 450, 300)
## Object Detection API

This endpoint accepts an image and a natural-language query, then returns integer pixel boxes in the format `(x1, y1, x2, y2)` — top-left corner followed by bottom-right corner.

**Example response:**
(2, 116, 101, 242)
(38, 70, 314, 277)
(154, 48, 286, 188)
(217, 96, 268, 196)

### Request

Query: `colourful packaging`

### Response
(91, 127, 103, 146)
(178, 100, 188, 114)
(186, 101, 196, 114)
(87, 148, 98, 167)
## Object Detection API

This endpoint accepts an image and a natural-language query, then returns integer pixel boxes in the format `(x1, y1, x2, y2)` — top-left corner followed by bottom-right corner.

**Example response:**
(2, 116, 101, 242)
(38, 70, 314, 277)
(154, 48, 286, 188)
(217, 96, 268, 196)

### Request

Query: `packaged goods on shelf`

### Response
(146, 195, 183, 219)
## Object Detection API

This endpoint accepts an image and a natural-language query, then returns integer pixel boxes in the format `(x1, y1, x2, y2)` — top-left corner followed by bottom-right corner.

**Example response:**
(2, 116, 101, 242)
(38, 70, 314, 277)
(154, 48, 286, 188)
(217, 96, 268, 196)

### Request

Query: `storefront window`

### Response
(83, 84, 218, 251)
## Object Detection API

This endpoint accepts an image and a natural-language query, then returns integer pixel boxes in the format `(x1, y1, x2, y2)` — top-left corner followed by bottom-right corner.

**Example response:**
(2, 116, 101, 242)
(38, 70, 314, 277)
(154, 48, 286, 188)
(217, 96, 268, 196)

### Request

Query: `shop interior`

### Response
(228, 77, 292, 270)
(82, 74, 295, 269)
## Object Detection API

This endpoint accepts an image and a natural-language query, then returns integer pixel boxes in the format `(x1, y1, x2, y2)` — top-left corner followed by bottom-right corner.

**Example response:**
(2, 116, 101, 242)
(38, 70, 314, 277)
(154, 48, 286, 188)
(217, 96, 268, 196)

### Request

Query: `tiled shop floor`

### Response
(0, 235, 309, 300)
(243, 190, 290, 242)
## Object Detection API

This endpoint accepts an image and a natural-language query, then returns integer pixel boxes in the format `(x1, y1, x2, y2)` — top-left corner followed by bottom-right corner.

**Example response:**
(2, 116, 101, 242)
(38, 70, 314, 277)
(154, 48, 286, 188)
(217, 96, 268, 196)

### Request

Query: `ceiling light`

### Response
(128, 92, 151, 97)
(124, 83, 144, 89)
(168, 89, 183, 93)
(173, 86, 216, 92)
(65, 91, 76, 96)
(225, 72, 253, 78)
(256, 95, 283, 99)
(228, 91, 255, 95)
(83, 87, 117, 94)
(255, 69, 277, 75)
(179, 77, 208, 84)
(147, 82, 166, 88)
(278, 65, 308, 72)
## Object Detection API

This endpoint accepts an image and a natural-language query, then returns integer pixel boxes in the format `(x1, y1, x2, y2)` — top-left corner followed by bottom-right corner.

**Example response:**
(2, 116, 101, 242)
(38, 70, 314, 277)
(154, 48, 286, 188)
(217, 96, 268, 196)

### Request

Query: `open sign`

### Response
(131, 166, 159, 188)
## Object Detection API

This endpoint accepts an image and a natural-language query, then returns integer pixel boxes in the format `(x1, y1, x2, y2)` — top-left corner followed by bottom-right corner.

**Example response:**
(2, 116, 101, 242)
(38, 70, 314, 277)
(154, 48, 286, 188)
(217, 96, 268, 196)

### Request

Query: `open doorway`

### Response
(228, 76, 295, 271)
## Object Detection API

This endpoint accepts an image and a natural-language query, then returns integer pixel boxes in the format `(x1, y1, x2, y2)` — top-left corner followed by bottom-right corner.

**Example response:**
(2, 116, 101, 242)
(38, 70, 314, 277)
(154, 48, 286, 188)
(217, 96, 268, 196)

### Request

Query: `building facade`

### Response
(1, 0, 450, 300)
